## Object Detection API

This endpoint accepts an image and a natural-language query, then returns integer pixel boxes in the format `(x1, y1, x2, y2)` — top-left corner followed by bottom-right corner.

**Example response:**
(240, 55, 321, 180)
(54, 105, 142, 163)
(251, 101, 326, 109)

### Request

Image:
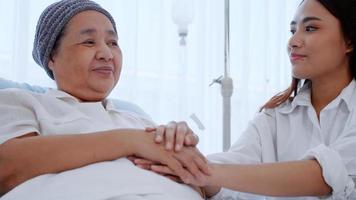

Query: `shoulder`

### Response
(0, 88, 52, 108)
(0, 88, 36, 102)
(251, 100, 296, 131)
(0, 87, 30, 95)
(260, 98, 298, 119)
(254, 104, 282, 123)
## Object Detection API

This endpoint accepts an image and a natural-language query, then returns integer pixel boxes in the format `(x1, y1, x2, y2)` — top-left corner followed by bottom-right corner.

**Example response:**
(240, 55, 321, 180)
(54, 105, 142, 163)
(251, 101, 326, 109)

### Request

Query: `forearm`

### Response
(0, 129, 142, 192)
(205, 160, 331, 197)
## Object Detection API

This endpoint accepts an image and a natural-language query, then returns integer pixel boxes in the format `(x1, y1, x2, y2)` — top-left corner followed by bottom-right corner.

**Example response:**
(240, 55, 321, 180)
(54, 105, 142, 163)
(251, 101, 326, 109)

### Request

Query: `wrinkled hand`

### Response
(132, 132, 211, 183)
(136, 121, 198, 169)
(146, 121, 199, 151)
(149, 161, 211, 187)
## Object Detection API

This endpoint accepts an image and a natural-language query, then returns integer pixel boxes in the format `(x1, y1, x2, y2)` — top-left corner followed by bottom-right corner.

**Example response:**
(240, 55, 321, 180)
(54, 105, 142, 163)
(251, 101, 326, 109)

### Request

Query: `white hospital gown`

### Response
(209, 80, 356, 200)
(0, 88, 202, 200)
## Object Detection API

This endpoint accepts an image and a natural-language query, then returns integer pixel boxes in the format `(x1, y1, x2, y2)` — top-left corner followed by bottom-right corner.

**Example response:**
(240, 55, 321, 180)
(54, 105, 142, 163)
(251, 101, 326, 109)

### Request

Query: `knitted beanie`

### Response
(32, 0, 117, 80)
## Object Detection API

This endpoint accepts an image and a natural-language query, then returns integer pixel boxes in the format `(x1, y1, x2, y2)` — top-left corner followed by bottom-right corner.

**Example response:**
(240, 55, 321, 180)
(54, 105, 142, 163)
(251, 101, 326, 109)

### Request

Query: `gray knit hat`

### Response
(32, 0, 117, 80)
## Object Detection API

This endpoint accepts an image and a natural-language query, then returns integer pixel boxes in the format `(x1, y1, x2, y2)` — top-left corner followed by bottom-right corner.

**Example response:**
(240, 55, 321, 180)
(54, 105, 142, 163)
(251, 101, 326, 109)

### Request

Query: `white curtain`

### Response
(0, 0, 301, 154)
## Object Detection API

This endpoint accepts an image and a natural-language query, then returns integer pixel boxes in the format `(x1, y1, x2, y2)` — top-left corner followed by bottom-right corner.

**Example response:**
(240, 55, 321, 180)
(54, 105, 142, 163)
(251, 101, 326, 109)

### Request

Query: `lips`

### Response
(290, 53, 306, 61)
(92, 66, 114, 75)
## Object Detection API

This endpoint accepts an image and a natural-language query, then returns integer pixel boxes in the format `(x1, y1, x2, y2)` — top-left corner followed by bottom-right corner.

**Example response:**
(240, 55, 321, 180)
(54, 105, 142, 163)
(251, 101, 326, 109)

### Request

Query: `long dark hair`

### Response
(260, 0, 356, 111)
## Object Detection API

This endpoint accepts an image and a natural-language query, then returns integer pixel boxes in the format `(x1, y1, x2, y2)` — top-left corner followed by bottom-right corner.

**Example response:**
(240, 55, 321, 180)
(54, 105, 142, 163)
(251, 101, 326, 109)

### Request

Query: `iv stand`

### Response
(210, 0, 233, 152)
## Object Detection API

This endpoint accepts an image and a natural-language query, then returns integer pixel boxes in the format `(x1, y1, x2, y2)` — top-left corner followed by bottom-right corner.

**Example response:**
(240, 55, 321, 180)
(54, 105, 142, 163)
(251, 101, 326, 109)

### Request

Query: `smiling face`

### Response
(288, 0, 352, 82)
(48, 10, 122, 102)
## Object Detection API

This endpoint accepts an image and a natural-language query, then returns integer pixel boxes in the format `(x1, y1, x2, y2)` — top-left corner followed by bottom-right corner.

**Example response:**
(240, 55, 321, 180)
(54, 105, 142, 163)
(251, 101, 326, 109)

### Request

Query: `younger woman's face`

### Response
(288, 0, 352, 82)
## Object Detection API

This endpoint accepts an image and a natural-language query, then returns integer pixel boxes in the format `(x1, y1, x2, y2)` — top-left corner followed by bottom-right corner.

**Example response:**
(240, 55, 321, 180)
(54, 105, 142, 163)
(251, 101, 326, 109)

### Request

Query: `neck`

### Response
(311, 74, 352, 117)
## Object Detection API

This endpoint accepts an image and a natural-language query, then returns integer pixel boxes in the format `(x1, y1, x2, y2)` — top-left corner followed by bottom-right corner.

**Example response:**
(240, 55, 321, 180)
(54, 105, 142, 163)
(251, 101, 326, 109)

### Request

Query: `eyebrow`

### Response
(290, 16, 322, 26)
(79, 28, 117, 38)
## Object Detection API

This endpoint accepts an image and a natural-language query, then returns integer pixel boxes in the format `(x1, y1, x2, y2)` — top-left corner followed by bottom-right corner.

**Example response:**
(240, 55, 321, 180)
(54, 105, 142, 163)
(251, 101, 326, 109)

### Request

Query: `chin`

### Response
(293, 71, 311, 80)
(93, 88, 112, 98)
(82, 92, 109, 102)
(92, 82, 115, 92)
(292, 68, 310, 80)
(80, 89, 111, 102)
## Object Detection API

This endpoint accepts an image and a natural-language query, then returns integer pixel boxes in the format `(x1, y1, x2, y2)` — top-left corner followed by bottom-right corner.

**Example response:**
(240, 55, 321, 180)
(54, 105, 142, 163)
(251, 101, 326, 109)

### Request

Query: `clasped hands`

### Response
(128, 121, 211, 187)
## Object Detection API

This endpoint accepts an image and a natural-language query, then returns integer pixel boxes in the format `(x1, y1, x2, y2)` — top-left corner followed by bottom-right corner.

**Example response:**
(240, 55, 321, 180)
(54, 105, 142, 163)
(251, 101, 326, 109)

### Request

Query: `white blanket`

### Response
(1, 158, 202, 200)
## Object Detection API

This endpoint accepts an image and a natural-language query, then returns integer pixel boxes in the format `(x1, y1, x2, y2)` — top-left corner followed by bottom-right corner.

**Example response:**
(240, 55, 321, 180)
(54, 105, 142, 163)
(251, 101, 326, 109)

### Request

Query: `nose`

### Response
(288, 32, 304, 50)
(96, 43, 113, 62)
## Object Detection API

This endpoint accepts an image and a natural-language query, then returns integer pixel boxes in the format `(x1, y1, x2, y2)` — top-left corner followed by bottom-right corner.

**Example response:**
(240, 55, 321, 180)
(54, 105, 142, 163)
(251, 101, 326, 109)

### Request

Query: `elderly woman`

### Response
(0, 0, 208, 199)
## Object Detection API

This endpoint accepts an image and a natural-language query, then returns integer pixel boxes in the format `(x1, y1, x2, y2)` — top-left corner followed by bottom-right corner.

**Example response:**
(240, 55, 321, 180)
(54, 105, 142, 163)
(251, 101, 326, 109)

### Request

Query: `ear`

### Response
(48, 59, 55, 71)
(48, 53, 57, 71)
(346, 40, 353, 53)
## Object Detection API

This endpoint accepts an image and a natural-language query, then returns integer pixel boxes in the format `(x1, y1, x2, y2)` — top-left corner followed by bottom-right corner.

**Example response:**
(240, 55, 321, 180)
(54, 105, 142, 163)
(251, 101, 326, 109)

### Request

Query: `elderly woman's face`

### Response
(48, 10, 122, 101)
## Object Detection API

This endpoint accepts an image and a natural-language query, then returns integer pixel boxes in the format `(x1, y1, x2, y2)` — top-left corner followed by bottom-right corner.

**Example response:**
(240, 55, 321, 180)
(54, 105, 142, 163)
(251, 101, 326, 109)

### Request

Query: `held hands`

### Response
(130, 120, 199, 170)
(150, 163, 211, 186)
(147, 121, 199, 151)
(129, 147, 211, 185)
(129, 121, 211, 186)
(130, 130, 211, 185)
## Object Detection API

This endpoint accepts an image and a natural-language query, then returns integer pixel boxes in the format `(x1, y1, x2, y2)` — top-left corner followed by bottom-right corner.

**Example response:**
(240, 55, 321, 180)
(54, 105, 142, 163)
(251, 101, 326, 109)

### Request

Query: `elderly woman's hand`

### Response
(130, 121, 200, 171)
(130, 131, 211, 183)
(146, 121, 199, 151)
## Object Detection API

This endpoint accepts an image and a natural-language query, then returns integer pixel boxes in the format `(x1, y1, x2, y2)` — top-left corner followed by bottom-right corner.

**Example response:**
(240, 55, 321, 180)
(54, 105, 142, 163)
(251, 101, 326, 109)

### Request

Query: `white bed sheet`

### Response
(0, 158, 202, 200)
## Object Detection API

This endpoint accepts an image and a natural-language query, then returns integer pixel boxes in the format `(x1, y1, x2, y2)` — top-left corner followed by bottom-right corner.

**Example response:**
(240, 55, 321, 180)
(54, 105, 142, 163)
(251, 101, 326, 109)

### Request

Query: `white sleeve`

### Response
(302, 124, 356, 199)
(0, 89, 39, 144)
(207, 120, 262, 164)
(207, 110, 276, 199)
(208, 188, 266, 200)
(207, 109, 276, 164)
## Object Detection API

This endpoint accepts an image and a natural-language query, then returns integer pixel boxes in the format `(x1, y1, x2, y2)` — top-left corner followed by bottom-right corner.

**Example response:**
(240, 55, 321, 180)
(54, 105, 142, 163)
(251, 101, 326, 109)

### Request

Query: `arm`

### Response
(149, 159, 331, 197)
(147, 114, 333, 198)
(0, 129, 207, 194)
(204, 160, 331, 197)
(0, 129, 141, 193)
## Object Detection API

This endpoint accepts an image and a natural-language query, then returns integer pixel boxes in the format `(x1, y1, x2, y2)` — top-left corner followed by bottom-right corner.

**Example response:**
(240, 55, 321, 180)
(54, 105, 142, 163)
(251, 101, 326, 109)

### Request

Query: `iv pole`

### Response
(211, 0, 233, 152)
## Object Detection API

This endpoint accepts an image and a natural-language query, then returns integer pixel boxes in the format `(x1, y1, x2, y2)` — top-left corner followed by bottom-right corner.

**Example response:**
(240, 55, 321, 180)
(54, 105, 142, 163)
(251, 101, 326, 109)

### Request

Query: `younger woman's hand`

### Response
(146, 121, 199, 151)
(130, 132, 211, 187)
(131, 131, 210, 183)
(149, 159, 211, 187)
(127, 156, 158, 170)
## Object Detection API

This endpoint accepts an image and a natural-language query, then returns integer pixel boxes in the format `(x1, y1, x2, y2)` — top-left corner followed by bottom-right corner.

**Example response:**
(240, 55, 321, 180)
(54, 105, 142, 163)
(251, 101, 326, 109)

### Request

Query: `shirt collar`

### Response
(340, 79, 356, 112)
(291, 81, 312, 107)
(277, 79, 356, 114)
(45, 88, 79, 102)
(277, 81, 312, 114)
(45, 88, 119, 112)
(104, 98, 121, 113)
